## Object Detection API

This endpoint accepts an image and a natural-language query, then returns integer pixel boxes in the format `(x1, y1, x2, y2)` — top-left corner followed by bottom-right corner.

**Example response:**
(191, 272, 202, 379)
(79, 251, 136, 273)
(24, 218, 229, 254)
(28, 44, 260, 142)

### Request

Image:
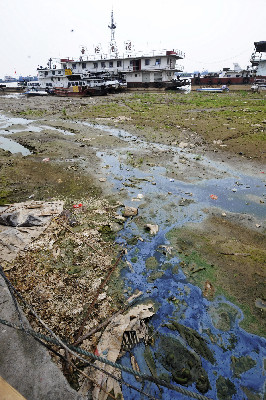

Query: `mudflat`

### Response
(0, 90, 265, 397)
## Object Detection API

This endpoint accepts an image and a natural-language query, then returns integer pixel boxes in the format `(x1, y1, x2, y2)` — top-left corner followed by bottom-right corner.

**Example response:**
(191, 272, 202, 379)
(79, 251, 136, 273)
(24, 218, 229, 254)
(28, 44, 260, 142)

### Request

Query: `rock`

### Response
(144, 224, 159, 235)
(123, 206, 138, 217)
(109, 222, 123, 232)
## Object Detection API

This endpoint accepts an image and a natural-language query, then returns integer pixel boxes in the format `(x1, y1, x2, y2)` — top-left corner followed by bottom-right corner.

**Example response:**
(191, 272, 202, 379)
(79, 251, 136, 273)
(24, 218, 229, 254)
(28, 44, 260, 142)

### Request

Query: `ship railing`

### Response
(76, 49, 185, 61)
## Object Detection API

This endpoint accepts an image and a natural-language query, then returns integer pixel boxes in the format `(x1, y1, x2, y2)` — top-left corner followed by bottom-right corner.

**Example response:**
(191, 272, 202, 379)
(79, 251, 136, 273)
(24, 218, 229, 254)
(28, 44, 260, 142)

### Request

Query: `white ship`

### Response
(250, 41, 266, 92)
(37, 11, 186, 96)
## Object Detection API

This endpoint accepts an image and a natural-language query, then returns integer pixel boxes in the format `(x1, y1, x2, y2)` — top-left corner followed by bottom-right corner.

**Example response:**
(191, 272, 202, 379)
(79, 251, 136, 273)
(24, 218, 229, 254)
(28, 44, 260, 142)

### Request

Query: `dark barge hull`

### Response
(54, 87, 108, 97)
(191, 76, 257, 86)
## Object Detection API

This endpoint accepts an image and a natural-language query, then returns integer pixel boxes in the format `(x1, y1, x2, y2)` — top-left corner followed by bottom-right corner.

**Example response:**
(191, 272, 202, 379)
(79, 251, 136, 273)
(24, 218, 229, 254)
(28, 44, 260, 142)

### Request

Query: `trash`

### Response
(232, 188, 237, 192)
(99, 178, 106, 182)
(222, 213, 227, 217)
(169, 178, 175, 182)
(0, 201, 64, 263)
(210, 194, 218, 200)
(144, 224, 159, 235)
(203, 280, 215, 298)
(255, 224, 261, 228)
(123, 206, 138, 217)
(130, 354, 141, 381)
(73, 203, 83, 208)
(42, 157, 50, 162)
(132, 194, 144, 202)
(92, 303, 154, 400)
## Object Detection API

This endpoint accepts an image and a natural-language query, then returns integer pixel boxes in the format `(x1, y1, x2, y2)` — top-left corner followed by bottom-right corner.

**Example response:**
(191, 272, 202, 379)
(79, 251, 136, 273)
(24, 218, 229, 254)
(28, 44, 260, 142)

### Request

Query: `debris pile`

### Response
(1, 198, 128, 388)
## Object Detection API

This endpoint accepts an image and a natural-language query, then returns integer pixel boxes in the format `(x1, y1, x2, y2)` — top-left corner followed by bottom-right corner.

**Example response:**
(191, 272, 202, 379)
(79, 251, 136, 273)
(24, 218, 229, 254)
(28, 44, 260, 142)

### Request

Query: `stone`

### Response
(123, 206, 138, 217)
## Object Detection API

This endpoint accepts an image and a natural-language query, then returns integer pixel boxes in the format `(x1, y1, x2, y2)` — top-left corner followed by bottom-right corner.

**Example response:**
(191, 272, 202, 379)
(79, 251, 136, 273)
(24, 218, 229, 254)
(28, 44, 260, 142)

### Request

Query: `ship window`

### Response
(145, 59, 150, 66)
(57, 71, 61, 74)
(58, 78, 60, 81)
(109, 61, 113, 68)
(72, 64, 76, 69)
(101, 62, 106, 68)
(45, 71, 48, 76)
(82, 62, 86, 69)
(155, 58, 161, 65)
(52, 71, 55, 75)
(117, 61, 122, 67)
(63, 64, 67, 69)
(135, 74, 138, 77)
(93, 63, 98, 68)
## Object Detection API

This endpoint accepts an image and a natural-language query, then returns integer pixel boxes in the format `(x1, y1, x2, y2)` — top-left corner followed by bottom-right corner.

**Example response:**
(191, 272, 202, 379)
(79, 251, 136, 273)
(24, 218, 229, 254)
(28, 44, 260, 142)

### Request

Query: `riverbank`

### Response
(0, 91, 265, 399)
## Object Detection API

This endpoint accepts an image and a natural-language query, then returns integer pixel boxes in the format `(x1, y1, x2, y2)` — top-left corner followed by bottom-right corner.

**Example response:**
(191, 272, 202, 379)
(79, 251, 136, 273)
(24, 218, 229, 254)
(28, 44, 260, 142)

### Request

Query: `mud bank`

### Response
(0, 92, 265, 400)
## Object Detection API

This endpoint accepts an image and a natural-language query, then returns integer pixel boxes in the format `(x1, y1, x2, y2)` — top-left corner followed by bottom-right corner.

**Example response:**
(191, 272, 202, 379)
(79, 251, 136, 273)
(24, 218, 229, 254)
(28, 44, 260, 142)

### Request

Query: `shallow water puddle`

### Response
(0, 136, 31, 155)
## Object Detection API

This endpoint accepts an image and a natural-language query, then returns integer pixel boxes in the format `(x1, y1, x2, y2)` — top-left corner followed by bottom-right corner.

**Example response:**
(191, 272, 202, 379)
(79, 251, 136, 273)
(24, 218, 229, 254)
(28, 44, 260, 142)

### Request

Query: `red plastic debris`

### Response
(210, 194, 218, 200)
(73, 203, 83, 208)
(94, 347, 99, 356)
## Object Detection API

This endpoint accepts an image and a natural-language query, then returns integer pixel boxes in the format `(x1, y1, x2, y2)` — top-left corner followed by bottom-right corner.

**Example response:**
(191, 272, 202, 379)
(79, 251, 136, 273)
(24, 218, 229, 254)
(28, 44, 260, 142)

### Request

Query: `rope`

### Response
(0, 318, 212, 400)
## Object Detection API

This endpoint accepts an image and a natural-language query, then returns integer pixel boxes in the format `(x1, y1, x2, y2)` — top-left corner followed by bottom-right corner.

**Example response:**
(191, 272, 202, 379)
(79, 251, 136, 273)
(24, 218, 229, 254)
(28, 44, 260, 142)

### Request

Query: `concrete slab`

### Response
(0, 276, 85, 400)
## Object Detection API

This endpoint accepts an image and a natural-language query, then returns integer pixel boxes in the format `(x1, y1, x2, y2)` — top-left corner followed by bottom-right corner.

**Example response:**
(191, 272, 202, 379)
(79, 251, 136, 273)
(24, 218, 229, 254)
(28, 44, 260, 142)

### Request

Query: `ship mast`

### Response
(108, 9, 116, 42)
(108, 9, 118, 56)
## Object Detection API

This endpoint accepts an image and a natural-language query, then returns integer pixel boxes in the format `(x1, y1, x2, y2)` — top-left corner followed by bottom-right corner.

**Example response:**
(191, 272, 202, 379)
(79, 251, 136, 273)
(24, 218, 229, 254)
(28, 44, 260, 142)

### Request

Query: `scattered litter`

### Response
(232, 188, 237, 192)
(169, 178, 175, 182)
(92, 303, 154, 400)
(210, 194, 218, 200)
(255, 224, 261, 228)
(99, 178, 107, 182)
(73, 203, 83, 208)
(222, 213, 227, 217)
(42, 157, 50, 162)
(0, 201, 64, 262)
(203, 280, 215, 298)
(137, 194, 144, 199)
(144, 224, 159, 235)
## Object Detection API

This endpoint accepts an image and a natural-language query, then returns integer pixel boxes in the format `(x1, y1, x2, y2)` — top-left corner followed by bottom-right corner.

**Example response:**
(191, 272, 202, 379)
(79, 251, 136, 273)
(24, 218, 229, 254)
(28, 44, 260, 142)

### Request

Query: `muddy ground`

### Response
(0, 90, 265, 390)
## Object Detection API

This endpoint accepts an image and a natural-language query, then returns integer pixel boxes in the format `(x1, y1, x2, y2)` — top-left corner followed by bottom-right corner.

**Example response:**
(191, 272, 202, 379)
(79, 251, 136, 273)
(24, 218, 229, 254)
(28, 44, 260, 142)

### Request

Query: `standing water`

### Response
(89, 122, 265, 400)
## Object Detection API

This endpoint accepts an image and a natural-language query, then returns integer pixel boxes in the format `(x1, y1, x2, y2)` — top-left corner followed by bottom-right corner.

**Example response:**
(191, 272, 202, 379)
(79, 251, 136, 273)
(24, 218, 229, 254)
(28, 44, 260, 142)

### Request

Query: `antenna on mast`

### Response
(108, 9, 118, 56)
(108, 9, 116, 42)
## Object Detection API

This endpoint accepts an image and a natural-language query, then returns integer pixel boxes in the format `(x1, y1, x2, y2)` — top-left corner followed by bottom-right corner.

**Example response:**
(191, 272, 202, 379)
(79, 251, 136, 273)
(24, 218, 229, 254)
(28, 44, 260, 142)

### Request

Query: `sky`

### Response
(0, 0, 265, 79)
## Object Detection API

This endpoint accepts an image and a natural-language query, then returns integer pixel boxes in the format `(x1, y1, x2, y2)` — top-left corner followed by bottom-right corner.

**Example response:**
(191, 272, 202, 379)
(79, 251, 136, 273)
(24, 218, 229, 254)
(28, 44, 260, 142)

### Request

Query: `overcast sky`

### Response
(1, 0, 265, 78)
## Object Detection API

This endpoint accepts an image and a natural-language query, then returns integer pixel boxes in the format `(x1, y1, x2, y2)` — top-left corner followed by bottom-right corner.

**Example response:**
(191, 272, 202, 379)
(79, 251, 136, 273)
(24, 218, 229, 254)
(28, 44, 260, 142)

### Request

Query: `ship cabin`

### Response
(250, 41, 266, 77)
(37, 49, 184, 89)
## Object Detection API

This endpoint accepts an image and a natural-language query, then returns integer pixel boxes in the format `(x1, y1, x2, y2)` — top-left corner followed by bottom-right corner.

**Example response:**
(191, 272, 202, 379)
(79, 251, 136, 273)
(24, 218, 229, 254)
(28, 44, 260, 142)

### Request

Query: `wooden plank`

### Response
(0, 376, 26, 400)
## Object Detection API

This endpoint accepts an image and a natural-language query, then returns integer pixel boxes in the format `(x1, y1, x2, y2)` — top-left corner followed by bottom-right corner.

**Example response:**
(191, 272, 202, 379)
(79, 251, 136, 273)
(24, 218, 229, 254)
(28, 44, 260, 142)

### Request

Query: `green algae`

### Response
(231, 355, 256, 378)
(163, 320, 215, 364)
(155, 333, 211, 394)
(145, 256, 159, 270)
(216, 376, 236, 400)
